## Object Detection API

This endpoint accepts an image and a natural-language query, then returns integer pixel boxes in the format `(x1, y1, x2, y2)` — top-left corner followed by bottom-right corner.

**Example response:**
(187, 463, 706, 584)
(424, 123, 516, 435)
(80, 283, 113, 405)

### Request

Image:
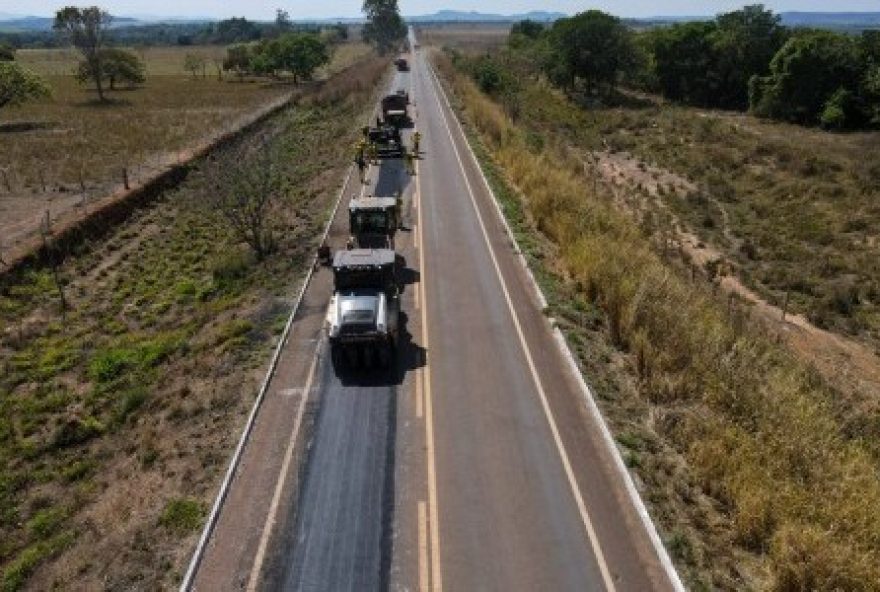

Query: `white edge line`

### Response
(427, 62, 686, 592)
(179, 83, 389, 589)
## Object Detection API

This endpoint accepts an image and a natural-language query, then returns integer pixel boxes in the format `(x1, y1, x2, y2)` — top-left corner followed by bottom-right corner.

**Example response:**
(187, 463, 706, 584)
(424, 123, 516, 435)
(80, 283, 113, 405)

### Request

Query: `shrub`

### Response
(158, 498, 205, 533)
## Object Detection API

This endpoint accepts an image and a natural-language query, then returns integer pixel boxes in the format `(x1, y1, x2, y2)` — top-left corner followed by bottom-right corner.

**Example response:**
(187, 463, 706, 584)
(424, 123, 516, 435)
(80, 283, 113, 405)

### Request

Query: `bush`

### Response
(158, 498, 205, 533)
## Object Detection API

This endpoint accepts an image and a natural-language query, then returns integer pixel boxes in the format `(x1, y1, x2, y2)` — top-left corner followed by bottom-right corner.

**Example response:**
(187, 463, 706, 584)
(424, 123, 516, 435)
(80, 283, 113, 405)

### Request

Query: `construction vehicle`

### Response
(381, 93, 410, 128)
(394, 57, 409, 72)
(367, 124, 405, 158)
(348, 196, 400, 249)
(326, 249, 400, 368)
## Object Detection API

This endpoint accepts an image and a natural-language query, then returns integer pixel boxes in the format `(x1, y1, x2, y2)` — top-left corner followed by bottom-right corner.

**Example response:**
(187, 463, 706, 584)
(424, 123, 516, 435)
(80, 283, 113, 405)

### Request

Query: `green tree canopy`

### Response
(648, 21, 720, 105)
(362, 0, 406, 55)
(548, 10, 637, 93)
(710, 4, 788, 109)
(0, 62, 51, 110)
(249, 33, 330, 81)
(223, 43, 252, 78)
(76, 47, 145, 90)
(0, 43, 14, 62)
(750, 30, 864, 126)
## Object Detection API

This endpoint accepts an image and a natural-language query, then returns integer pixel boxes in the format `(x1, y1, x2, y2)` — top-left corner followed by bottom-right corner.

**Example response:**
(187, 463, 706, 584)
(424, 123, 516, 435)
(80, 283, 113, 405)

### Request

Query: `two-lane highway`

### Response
(188, 30, 680, 592)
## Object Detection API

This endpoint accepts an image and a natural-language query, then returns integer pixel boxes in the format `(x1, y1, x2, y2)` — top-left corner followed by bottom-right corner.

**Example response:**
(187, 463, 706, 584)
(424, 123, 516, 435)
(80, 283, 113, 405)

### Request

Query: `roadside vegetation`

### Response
(0, 53, 387, 591)
(434, 44, 880, 591)
(444, 7, 880, 350)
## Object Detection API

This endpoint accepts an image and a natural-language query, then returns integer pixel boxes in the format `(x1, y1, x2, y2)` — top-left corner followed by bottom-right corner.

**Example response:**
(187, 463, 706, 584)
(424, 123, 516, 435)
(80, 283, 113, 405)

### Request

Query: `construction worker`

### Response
(404, 148, 416, 176)
(354, 139, 367, 183)
(412, 130, 421, 156)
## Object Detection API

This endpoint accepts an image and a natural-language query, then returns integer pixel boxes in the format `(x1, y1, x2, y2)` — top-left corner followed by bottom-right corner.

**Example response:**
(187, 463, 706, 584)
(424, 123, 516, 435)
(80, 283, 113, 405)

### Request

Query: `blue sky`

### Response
(1, 0, 879, 20)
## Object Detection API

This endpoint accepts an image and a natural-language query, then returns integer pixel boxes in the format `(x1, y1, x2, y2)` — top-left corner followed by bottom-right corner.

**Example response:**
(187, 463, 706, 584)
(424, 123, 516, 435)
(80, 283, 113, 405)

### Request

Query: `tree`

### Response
(648, 21, 719, 105)
(275, 9, 292, 33)
(362, 0, 406, 55)
(749, 30, 864, 126)
(547, 10, 637, 94)
(0, 62, 51, 110)
(710, 5, 788, 109)
(205, 141, 283, 260)
(76, 48, 145, 90)
(54, 6, 112, 101)
(284, 33, 330, 82)
(184, 53, 206, 79)
(249, 33, 330, 82)
(0, 44, 14, 62)
(223, 43, 252, 79)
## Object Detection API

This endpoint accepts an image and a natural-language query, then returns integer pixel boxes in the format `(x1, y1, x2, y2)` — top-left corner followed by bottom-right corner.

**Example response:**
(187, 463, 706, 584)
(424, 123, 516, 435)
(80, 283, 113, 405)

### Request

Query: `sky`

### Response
(1, 0, 880, 20)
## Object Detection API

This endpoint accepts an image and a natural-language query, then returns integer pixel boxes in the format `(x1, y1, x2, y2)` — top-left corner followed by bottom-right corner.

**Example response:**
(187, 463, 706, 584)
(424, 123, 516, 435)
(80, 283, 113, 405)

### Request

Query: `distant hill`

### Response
(779, 11, 880, 27)
(0, 15, 140, 32)
(407, 10, 565, 23)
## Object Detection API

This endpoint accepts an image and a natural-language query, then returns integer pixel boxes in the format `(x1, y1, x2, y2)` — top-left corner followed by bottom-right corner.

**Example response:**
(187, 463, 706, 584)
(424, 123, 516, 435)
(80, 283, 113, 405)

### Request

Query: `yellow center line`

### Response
(413, 50, 443, 592)
(418, 501, 429, 592)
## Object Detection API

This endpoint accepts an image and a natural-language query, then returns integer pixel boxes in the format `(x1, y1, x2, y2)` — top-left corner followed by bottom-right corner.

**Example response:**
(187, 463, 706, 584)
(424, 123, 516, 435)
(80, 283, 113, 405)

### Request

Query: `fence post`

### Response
(781, 290, 789, 322)
(123, 167, 130, 190)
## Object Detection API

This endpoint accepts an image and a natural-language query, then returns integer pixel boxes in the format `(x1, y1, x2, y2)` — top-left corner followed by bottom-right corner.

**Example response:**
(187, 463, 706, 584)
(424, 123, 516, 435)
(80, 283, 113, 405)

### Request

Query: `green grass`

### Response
(158, 498, 205, 534)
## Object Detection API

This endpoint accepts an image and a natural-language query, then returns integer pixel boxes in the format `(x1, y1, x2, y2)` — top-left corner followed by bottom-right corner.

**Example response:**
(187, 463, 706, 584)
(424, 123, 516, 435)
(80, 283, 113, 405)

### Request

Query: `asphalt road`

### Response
(190, 32, 680, 592)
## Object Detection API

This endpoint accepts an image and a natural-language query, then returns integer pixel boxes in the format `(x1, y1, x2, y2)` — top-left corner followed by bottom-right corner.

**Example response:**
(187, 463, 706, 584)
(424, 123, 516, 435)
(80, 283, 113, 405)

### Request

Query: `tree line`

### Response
(0, 13, 349, 49)
(478, 5, 880, 130)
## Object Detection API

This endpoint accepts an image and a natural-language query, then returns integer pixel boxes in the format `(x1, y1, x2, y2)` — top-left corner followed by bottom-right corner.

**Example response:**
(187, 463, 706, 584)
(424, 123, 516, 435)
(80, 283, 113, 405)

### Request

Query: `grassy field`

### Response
(0, 43, 372, 259)
(435, 51, 880, 591)
(415, 23, 509, 52)
(0, 54, 387, 591)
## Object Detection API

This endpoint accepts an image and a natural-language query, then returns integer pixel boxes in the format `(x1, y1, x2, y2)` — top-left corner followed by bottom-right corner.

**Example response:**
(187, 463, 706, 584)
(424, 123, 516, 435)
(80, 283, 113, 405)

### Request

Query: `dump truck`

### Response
(348, 196, 400, 249)
(367, 124, 404, 158)
(326, 249, 400, 368)
(394, 57, 409, 72)
(381, 93, 410, 128)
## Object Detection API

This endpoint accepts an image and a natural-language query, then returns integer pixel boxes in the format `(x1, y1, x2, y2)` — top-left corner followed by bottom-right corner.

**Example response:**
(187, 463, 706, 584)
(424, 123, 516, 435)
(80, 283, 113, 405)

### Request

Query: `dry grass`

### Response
(0, 54, 385, 591)
(500, 81, 880, 348)
(0, 43, 372, 259)
(435, 52, 880, 591)
(415, 23, 510, 52)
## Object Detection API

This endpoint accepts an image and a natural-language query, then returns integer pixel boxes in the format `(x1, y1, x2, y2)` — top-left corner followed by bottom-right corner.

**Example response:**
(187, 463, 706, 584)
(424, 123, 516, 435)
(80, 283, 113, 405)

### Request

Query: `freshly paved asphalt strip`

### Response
(191, 39, 679, 592)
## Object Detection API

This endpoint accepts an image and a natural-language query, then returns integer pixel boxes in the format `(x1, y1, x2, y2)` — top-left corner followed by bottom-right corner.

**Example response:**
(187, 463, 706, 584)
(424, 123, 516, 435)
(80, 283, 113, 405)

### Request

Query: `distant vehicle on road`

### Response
(326, 249, 400, 369)
(394, 57, 409, 71)
(348, 196, 400, 249)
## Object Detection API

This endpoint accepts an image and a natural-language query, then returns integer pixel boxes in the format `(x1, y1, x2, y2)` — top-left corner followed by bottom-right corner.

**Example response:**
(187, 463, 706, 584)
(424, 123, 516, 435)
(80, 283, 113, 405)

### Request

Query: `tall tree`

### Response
(0, 62, 51, 111)
(710, 4, 787, 109)
(548, 10, 637, 94)
(54, 6, 112, 101)
(362, 0, 406, 55)
(648, 21, 720, 105)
